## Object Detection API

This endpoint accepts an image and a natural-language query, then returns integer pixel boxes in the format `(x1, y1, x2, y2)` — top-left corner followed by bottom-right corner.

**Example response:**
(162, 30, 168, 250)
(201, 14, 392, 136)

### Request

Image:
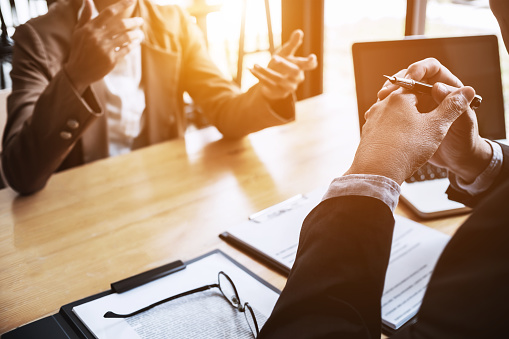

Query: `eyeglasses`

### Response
(104, 271, 260, 337)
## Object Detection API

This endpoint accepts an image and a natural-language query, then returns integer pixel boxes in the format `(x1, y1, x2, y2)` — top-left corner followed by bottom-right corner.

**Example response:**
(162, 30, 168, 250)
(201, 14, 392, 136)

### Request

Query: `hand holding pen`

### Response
(383, 75, 482, 110)
(376, 57, 492, 184)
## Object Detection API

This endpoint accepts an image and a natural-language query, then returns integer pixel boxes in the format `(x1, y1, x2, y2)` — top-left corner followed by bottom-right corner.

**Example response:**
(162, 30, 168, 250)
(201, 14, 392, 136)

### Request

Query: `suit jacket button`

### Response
(60, 131, 72, 140)
(67, 119, 79, 129)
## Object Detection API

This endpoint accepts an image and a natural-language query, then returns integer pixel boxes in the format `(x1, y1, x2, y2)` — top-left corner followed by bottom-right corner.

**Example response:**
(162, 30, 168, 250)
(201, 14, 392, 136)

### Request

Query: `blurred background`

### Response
(1, 0, 507, 129)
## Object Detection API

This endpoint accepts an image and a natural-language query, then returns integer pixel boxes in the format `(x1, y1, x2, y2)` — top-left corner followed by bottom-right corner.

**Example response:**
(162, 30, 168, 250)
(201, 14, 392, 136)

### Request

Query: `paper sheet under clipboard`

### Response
(221, 187, 451, 330)
(72, 252, 280, 339)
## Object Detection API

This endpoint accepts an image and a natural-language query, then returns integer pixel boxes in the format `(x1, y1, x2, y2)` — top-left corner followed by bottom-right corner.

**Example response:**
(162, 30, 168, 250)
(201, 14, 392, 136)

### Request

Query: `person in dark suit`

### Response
(258, 0, 509, 338)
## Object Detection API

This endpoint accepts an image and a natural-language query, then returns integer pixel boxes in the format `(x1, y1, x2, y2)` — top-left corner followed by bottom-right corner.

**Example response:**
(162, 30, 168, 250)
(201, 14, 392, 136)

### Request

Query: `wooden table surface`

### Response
(0, 94, 468, 335)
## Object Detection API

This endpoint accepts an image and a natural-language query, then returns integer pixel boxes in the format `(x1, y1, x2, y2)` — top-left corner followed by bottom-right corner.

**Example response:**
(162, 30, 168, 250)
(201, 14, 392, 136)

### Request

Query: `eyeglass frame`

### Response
(103, 271, 260, 337)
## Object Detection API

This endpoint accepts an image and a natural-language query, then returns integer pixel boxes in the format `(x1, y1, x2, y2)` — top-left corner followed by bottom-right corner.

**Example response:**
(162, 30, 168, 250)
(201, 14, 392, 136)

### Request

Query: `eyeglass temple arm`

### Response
(104, 283, 219, 319)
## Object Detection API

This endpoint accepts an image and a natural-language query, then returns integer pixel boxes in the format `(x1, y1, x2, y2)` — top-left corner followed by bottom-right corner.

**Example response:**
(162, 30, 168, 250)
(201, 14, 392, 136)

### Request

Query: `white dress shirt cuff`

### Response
(449, 139, 503, 196)
(322, 174, 401, 212)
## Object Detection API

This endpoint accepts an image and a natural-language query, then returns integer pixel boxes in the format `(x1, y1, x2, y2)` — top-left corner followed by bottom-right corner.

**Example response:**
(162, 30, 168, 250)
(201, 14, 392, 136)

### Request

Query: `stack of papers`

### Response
(220, 187, 451, 330)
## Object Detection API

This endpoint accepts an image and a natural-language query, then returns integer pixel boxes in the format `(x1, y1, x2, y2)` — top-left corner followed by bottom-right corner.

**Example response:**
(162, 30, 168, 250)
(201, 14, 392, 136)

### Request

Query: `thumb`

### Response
(431, 86, 475, 123)
(300, 53, 318, 71)
(77, 0, 93, 28)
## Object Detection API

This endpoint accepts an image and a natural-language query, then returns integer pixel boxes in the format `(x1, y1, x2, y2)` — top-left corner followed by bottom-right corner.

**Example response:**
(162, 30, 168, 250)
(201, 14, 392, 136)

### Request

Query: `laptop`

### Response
(352, 35, 506, 218)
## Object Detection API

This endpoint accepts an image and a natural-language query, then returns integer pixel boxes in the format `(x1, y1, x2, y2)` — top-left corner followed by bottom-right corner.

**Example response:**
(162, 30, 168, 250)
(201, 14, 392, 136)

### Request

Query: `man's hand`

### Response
(378, 58, 492, 183)
(249, 29, 317, 101)
(64, 0, 144, 94)
(346, 85, 476, 185)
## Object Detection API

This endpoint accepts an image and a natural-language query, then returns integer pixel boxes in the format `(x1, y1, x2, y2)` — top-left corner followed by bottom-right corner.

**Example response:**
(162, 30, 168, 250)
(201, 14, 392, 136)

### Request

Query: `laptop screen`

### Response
(352, 35, 506, 140)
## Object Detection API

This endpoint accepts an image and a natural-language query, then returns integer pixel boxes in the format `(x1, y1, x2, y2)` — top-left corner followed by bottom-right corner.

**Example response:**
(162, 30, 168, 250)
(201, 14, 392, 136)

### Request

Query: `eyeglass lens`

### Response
(243, 303, 259, 336)
(218, 272, 259, 337)
(218, 272, 241, 308)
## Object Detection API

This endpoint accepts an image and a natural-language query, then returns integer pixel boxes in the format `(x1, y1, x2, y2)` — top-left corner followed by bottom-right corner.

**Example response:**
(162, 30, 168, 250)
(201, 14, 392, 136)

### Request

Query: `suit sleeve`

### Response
(176, 7, 295, 138)
(446, 142, 509, 207)
(393, 177, 509, 338)
(259, 195, 395, 339)
(2, 22, 103, 195)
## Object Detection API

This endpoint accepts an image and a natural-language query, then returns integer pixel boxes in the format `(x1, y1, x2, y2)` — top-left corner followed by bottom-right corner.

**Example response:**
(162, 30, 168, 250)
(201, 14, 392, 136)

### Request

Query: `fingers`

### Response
(270, 55, 302, 78)
(114, 39, 138, 59)
(406, 57, 463, 87)
(77, 0, 93, 28)
(103, 16, 144, 40)
(253, 29, 317, 100)
(249, 67, 277, 89)
(365, 87, 413, 121)
(431, 82, 457, 103)
(378, 58, 464, 102)
(76, 0, 143, 50)
(111, 27, 144, 53)
(250, 64, 300, 94)
(431, 86, 475, 123)
(120, 17, 144, 32)
(377, 69, 407, 100)
(274, 30, 317, 73)
(287, 54, 318, 71)
(94, 14, 144, 54)
(277, 29, 304, 57)
(94, 0, 136, 28)
(405, 58, 441, 81)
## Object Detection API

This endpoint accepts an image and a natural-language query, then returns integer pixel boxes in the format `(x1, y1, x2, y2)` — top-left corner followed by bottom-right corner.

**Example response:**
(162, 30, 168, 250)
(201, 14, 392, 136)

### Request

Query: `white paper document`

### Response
(222, 187, 451, 330)
(381, 215, 450, 329)
(73, 252, 280, 339)
(225, 188, 327, 269)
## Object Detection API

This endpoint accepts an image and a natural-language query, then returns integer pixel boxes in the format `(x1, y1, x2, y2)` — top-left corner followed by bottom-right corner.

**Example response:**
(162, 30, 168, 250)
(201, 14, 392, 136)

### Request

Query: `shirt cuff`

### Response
(449, 139, 503, 196)
(322, 174, 401, 212)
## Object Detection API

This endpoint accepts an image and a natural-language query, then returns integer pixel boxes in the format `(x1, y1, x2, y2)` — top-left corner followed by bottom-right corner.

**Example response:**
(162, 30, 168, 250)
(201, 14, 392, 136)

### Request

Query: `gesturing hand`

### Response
(64, 0, 144, 94)
(249, 29, 318, 101)
(346, 85, 476, 185)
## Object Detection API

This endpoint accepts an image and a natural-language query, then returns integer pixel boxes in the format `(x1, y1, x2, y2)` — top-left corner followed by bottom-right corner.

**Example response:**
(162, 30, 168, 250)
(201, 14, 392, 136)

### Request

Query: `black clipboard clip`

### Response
(111, 260, 187, 293)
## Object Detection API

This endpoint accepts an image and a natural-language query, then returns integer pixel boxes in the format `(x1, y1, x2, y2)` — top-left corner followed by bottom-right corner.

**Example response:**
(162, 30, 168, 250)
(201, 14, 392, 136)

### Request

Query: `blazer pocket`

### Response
(141, 42, 184, 140)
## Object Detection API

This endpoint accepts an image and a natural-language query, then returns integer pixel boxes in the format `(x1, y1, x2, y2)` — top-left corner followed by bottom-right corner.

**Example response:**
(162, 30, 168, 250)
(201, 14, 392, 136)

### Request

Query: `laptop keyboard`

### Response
(406, 162, 448, 183)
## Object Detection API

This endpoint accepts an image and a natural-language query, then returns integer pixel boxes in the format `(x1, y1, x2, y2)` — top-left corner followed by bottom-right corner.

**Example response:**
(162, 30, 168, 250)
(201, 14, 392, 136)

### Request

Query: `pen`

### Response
(383, 75, 482, 110)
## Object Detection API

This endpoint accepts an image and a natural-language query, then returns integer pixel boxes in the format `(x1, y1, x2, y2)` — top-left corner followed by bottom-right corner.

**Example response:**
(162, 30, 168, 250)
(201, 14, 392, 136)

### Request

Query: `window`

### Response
(323, 0, 407, 95)
(425, 0, 509, 133)
(205, 0, 281, 90)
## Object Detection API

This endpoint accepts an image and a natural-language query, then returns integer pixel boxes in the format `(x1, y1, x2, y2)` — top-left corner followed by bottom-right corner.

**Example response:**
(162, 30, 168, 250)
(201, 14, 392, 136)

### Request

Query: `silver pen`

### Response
(383, 75, 482, 110)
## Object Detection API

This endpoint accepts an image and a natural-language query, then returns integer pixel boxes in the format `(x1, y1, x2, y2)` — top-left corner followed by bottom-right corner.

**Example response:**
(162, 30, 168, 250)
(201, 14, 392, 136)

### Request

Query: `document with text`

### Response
(220, 187, 451, 330)
(72, 252, 280, 339)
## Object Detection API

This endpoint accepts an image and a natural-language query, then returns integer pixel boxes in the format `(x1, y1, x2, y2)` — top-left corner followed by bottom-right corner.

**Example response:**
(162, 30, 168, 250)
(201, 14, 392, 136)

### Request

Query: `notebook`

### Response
(352, 35, 506, 218)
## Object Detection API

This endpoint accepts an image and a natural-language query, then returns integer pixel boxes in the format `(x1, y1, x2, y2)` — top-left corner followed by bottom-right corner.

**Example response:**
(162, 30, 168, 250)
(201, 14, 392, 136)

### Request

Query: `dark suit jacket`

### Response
(259, 144, 509, 338)
(2, 0, 294, 195)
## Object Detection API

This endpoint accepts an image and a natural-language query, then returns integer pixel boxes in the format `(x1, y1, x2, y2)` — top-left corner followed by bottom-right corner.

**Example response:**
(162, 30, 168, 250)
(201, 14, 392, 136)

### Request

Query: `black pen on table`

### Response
(383, 75, 482, 110)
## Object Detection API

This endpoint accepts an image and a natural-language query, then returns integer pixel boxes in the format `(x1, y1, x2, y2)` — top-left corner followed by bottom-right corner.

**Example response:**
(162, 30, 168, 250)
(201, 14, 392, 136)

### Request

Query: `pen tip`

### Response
(383, 75, 392, 80)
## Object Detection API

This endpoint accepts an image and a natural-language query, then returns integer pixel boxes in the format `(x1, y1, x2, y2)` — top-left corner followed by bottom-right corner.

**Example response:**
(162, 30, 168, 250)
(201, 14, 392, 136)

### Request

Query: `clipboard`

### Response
(2, 250, 280, 339)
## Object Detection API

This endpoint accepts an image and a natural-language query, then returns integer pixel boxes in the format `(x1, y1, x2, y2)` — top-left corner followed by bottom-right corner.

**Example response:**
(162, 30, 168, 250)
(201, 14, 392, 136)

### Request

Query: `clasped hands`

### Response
(346, 57, 492, 185)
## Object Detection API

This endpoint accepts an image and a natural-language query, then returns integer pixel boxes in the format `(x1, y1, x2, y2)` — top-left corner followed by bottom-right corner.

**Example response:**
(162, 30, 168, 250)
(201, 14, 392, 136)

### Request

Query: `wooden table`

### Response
(0, 94, 468, 335)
